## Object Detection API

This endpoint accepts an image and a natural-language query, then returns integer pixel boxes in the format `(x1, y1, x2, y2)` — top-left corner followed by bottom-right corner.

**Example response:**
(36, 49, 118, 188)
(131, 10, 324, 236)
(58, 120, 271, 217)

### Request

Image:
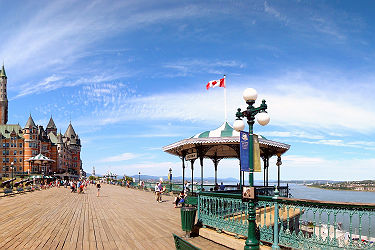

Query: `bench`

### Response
(172, 234, 201, 250)
(3, 188, 14, 196)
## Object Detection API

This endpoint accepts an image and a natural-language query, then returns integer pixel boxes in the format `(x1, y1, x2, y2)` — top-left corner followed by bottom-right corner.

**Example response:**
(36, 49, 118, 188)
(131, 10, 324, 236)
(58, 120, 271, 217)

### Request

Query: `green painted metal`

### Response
(185, 196, 198, 206)
(197, 191, 375, 249)
(173, 234, 201, 250)
(272, 188, 280, 250)
(236, 98, 268, 250)
(197, 131, 209, 138)
(180, 207, 197, 232)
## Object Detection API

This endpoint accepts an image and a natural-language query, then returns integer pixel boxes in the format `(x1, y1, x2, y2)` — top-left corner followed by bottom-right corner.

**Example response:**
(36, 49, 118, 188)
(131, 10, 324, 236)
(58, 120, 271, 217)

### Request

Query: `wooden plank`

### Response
(0, 183, 230, 249)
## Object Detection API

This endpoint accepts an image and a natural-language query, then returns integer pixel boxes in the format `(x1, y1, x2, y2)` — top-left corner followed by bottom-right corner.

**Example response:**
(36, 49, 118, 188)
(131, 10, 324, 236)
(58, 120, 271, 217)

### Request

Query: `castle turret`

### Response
(64, 122, 77, 145)
(46, 116, 57, 135)
(0, 63, 8, 124)
(24, 114, 36, 129)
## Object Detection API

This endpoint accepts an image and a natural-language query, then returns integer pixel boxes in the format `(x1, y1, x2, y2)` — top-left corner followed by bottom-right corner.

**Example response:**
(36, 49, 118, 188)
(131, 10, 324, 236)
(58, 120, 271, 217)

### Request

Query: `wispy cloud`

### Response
(103, 161, 180, 176)
(163, 59, 246, 77)
(270, 155, 375, 181)
(261, 131, 324, 140)
(100, 153, 139, 163)
(301, 139, 375, 151)
(1, 0, 211, 94)
(264, 1, 288, 24)
(71, 70, 375, 136)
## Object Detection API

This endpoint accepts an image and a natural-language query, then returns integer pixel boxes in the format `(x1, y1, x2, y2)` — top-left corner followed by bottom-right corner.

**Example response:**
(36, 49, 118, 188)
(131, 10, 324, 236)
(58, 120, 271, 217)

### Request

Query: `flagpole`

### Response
(224, 75, 227, 121)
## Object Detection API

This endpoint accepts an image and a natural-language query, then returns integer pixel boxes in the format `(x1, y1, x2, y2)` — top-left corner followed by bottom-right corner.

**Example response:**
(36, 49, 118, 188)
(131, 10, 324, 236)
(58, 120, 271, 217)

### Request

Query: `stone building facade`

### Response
(0, 65, 81, 178)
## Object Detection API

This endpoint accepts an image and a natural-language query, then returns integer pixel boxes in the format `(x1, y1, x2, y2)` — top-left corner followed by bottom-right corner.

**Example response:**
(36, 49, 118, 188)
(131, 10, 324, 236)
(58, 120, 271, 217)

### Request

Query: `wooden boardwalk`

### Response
(0, 184, 229, 249)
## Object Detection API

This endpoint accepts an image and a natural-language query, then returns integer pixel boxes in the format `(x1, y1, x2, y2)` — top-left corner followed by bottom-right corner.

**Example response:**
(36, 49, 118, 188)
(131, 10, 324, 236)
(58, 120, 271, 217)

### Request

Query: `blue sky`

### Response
(1, 0, 375, 180)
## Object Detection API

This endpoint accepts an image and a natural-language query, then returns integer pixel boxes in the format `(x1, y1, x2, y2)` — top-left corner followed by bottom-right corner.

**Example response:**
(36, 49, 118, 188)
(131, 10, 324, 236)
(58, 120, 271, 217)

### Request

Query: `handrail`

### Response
(198, 191, 375, 249)
(271, 196, 375, 210)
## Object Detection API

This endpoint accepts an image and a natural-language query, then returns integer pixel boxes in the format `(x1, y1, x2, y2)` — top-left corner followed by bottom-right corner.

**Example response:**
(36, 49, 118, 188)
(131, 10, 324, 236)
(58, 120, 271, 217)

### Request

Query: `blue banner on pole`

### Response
(240, 131, 250, 172)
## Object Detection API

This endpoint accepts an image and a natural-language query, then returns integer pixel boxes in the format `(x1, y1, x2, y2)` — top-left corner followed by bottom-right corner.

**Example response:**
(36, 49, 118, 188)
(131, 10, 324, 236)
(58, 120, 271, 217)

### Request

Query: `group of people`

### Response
(152, 180, 227, 207)
(154, 182, 166, 203)
(67, 179, 102, 197)
(173, 191, 186, 208)
(153, 181, 187, 208)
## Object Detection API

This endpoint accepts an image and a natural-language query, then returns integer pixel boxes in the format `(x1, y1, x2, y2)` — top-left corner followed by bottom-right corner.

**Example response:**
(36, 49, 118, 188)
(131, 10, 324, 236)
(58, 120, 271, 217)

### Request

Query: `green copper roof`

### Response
(48, 132, 58, 144)
(0, 64, 6, 77)
(0, 124, 23, 138)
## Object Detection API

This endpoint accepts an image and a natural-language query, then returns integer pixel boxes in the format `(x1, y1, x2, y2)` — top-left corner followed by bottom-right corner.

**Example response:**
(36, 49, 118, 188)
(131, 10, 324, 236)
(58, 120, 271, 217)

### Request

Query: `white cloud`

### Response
(269, 155, 375, 181)
(72, 71, 375, 137)
(1, 1, 211, 93)
(102, 161, 180, 176)
(100, 153, 139, 163)
(264, 1, 288, 23)
(301, 139, 375, 151)
(163, 59, 246, 77)
(261, 131, 324, 140)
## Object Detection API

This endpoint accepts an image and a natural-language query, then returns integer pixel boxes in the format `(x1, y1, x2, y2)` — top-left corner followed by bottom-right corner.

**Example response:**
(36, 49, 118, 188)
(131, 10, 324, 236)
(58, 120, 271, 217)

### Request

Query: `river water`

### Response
(287, 183, 375, 203)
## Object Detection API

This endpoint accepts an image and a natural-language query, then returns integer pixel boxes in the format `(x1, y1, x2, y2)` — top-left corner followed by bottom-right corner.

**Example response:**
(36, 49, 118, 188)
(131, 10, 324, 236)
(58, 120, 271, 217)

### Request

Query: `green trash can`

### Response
(180, 207, 197, 236)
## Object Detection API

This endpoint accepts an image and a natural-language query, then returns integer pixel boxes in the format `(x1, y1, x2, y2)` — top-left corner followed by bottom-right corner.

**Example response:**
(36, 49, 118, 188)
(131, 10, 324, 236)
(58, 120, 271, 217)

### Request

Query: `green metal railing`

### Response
(129, 181, 289, 197)
(197, 190, 375, 249)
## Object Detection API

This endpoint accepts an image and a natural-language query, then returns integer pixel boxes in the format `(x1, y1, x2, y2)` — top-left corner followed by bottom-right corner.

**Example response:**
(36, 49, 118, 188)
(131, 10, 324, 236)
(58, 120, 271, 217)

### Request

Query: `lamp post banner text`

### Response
(240, 132, 261, 172)
(240, 131, 250, 172)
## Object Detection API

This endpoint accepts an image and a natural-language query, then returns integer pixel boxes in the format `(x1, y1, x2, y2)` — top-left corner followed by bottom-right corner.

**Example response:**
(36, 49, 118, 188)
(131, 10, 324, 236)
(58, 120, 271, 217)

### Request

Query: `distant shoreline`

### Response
(305, 184, 375, 193)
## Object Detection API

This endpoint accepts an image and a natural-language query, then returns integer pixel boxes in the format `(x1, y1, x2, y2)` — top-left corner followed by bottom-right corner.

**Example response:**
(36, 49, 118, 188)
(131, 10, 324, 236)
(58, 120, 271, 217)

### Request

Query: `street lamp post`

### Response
(169, 167, 172, 191)
(11, 162, 14, 190)
(138, 171, 141, 185)
(233, 88, 270, 250)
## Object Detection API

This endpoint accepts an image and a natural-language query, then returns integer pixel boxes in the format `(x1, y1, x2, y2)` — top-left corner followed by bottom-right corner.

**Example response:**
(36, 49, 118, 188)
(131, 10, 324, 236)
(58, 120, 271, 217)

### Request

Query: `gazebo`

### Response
(162, 122, 290, 192)
(25, 153, 55, 175)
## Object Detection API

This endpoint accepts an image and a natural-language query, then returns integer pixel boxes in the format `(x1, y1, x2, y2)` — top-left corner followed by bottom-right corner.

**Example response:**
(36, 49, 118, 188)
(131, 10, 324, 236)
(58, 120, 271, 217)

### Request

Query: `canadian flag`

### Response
(206, 77, 225, 90)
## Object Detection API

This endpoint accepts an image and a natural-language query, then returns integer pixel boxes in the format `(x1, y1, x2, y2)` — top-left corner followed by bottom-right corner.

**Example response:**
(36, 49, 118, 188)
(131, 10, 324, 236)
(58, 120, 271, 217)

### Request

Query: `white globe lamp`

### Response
(243, 88, 258, 101)
(257, 112, 270, 126)
(233, 119, 245, 132)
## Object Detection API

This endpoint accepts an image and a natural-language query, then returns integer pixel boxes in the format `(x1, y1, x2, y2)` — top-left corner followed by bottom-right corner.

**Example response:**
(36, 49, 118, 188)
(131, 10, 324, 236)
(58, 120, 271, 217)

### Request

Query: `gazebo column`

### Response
(181, 155, 185, 190)
(210, 152, 221, 186)
(212, 156, 220, 186)
(266, 157, 270, 186)
(214, 162, 218, 185)
(190, 160, 195, 194)
(276, 155, 282, 188)
(262, 156, 267, 187)
(199, 156, 204, 191)
(265, 157, 269, 186)
(195, 144, 208, 192)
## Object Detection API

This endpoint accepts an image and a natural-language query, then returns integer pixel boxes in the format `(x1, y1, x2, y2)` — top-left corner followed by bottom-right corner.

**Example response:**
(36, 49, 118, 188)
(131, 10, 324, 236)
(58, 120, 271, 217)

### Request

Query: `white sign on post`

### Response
(185, 152, 198, 161)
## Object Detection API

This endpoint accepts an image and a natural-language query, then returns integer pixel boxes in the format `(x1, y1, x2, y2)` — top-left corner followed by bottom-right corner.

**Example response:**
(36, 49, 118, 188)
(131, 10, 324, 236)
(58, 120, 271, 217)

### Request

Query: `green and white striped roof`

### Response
(192, 122, 266, 140)
(163, 122, 289, 158)
(192, 122, 239, 138)
(25, 153, 55, 162)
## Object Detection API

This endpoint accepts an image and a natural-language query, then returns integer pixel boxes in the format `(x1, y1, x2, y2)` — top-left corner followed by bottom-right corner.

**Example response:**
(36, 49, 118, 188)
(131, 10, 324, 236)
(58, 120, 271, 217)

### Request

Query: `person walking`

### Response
(155, 183, 161, 203)
(158, 182, 163, 202)
(96, 182, 101, 197)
